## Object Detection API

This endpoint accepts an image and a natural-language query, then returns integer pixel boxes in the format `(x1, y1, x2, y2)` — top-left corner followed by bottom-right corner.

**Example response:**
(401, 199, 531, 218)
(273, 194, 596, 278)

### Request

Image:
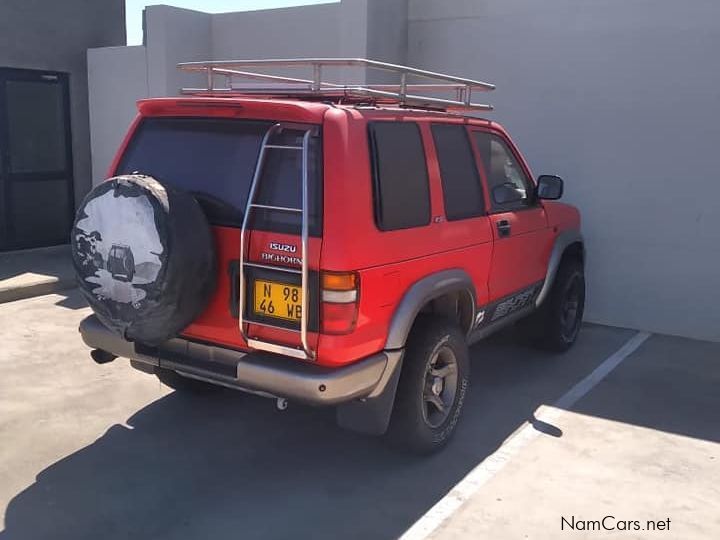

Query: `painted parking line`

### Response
(400, 331, 653, 540)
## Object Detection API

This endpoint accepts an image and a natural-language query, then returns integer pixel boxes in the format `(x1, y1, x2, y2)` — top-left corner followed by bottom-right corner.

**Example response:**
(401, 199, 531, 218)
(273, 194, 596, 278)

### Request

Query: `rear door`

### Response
(243, 125, 322, 354)
(471, 128, 551, 302)
(114, 117, 323, 352)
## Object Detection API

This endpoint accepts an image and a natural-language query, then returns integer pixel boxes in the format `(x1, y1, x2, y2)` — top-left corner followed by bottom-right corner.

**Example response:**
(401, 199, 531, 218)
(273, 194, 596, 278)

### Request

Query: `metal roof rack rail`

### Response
(177, 58, 495, 112)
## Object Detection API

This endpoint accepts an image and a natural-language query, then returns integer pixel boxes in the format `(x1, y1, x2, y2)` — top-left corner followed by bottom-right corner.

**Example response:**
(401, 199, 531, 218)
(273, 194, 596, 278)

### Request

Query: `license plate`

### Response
(253, 279, 302, 322)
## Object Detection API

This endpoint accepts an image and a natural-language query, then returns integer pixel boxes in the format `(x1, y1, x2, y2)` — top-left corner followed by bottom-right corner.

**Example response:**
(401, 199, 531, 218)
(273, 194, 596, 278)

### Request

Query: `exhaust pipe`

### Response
(90, 349, 117, 365)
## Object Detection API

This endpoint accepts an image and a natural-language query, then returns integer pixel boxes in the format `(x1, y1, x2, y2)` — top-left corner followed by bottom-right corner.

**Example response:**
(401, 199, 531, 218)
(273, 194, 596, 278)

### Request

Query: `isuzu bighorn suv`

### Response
(73, 59, 585, 453)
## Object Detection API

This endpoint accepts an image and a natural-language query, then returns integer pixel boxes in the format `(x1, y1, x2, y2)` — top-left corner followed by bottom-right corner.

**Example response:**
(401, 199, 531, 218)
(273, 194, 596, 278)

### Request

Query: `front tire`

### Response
(388, 317, 470, 454)
(521, 259, 585, 352)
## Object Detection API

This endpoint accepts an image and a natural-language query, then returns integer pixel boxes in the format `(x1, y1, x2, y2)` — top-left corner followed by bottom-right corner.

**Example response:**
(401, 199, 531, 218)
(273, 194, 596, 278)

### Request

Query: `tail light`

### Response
(320, 271, 359, 334)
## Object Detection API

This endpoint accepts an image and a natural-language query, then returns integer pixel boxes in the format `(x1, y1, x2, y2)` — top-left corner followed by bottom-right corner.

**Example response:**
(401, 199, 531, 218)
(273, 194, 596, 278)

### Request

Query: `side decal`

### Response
(474, 283, 542, 329)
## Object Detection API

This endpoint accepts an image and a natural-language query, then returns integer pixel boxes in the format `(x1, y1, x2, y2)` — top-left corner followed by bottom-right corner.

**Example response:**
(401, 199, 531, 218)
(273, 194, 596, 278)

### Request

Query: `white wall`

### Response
(88, 45, 148, 185)
(211, 3, 341, 59)
(145, 5, 212, 96)
(408, 0, 720, 341)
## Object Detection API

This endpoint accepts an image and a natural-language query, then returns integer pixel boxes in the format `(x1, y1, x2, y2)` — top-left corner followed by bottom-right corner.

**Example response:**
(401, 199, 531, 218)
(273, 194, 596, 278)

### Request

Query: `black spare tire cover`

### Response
(71, 175, 216, 344)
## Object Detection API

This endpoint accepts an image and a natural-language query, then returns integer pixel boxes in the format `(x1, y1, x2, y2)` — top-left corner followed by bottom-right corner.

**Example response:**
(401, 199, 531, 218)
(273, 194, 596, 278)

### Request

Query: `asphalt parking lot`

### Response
(1, 290, 718, 539)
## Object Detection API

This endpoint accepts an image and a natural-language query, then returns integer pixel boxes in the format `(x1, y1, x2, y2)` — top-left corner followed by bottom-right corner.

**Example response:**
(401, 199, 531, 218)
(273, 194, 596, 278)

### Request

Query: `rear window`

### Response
(116, 117, 322, 235)
(368, 122, 431, 231)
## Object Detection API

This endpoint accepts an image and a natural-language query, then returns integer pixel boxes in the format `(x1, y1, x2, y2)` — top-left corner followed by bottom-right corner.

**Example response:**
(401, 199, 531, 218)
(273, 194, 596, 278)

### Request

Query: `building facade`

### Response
(87, 0, 720, 343)
(0, 0, 126, 251)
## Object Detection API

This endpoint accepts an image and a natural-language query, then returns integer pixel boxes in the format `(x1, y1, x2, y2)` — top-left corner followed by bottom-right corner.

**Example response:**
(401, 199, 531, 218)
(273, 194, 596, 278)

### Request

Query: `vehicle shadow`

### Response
(54, 293, 88, 310)
(0, 324, 633, 540)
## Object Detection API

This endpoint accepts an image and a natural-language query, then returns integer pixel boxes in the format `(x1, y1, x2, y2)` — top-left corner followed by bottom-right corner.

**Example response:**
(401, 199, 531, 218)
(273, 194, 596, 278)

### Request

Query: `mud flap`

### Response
(336, 350, 404, 435)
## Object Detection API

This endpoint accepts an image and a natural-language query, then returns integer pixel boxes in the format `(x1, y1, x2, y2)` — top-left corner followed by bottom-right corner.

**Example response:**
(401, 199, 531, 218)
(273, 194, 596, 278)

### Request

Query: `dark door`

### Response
(0, 68, 74, 251)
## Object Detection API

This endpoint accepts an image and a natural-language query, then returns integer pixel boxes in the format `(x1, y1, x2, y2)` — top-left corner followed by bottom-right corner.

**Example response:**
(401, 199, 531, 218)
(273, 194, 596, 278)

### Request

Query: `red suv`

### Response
(74, 59, 584, 453)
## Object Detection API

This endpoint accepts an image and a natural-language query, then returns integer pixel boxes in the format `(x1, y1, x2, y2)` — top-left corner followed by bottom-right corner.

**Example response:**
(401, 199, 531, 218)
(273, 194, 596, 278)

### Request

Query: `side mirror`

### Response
(537, 175, 564, 200)
(492, 183, 526, 205)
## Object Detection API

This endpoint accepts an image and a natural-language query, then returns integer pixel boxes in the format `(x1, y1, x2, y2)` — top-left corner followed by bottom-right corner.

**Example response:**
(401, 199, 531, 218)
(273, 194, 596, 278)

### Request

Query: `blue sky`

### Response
(125, 1, 336, 45)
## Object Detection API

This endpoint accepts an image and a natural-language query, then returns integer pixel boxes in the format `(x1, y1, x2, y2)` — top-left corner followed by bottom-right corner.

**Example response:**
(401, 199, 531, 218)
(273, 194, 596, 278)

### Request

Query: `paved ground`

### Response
(426, 334, 720, 540)
(0, 246, 74, 304)
(0, 291, 718, 539)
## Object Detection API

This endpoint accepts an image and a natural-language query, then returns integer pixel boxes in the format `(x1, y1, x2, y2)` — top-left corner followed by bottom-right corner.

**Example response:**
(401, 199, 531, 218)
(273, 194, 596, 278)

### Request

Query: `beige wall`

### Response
(88, 46, 148, 184)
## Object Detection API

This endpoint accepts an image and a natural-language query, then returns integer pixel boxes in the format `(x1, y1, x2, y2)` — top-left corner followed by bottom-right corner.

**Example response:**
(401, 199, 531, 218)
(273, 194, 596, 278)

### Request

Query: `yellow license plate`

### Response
(253, 280, 302, 321)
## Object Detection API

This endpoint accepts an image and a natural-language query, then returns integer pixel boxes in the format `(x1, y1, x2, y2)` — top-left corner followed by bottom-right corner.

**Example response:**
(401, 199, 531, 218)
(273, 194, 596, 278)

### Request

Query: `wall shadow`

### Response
(0, 324, 634, 540)
(571, 333, 720, 444)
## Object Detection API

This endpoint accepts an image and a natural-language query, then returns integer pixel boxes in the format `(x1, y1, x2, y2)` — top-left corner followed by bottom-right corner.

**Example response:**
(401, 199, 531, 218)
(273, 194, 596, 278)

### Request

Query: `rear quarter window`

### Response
(368, 121, 431, 231)
(431, 124, 485, 220)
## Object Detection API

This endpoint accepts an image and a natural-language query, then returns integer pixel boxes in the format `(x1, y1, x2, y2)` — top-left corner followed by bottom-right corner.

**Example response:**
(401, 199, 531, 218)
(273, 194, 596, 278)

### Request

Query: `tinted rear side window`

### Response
(116, 117, 322, 235)
(368, 122, 430, 231)
(431, 124, 485, 220)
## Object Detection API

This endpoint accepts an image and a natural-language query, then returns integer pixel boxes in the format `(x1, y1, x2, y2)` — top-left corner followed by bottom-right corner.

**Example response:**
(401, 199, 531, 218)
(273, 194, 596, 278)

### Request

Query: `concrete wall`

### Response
(211, 3, 341, 60)
(145, 6, 212, 97)
(366, 0, 408, 82)
(0, 0, 126, 208)
(88, 46, 148, 184)
(408, 0, 720, 341)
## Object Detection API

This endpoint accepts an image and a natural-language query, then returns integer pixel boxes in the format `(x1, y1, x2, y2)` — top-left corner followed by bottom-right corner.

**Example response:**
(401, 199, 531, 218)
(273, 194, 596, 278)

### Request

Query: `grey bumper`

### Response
(79, 315, 402, 406)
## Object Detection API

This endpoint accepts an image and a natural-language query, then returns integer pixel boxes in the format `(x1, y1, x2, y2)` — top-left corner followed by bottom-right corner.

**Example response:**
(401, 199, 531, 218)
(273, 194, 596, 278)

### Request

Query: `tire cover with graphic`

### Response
(71, 175, 216, 345)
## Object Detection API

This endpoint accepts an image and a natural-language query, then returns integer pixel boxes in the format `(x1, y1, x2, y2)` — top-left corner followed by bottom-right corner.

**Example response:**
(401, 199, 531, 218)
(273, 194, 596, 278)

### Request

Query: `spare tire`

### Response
(71, 175, 216, 345)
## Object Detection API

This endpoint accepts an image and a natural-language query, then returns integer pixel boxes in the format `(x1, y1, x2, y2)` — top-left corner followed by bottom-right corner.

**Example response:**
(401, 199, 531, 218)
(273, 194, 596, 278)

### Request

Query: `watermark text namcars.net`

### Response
(561, 516, 671, 532)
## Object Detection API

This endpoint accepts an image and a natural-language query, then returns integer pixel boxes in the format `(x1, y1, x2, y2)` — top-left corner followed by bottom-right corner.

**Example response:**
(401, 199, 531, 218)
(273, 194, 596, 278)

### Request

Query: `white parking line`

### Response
(400, 331, 653, 540)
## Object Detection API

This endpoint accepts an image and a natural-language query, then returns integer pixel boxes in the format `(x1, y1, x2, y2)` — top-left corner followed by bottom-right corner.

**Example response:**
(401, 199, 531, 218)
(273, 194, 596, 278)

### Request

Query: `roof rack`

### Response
(177, 58, 495, 112)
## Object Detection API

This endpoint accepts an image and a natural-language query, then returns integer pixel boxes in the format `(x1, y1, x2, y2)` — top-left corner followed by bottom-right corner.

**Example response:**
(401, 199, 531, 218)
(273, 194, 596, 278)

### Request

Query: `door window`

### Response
(473, 132, 534, 211)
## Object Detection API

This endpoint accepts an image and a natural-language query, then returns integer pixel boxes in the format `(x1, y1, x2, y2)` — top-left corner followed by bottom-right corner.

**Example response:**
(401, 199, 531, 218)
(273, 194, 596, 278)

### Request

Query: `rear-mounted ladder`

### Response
(239, 123, 315, 360)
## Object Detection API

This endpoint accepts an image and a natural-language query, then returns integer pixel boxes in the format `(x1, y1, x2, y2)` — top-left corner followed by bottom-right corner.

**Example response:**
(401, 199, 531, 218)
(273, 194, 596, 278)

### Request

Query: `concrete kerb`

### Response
(0, 245, 76, 304)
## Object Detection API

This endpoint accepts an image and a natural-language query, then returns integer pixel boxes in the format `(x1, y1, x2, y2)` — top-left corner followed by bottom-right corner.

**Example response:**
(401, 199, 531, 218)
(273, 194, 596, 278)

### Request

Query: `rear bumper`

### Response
(79, 315, 402, 406)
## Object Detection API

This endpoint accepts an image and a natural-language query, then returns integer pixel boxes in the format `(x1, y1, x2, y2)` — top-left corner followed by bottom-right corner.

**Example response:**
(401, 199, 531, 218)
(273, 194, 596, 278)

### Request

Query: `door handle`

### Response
(496, 219, 511, 238)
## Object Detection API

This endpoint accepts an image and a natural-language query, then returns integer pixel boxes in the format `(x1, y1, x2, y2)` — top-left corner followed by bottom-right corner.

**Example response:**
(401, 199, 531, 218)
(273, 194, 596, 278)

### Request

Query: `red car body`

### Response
(109, 97, 580, 368)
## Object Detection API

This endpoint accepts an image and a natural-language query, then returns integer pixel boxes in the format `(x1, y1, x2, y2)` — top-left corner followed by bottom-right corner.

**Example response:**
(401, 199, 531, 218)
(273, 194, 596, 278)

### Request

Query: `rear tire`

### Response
(156, 368, 221, 393)
(387, 317, 470, 454)
(521, 259, 585, 352)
